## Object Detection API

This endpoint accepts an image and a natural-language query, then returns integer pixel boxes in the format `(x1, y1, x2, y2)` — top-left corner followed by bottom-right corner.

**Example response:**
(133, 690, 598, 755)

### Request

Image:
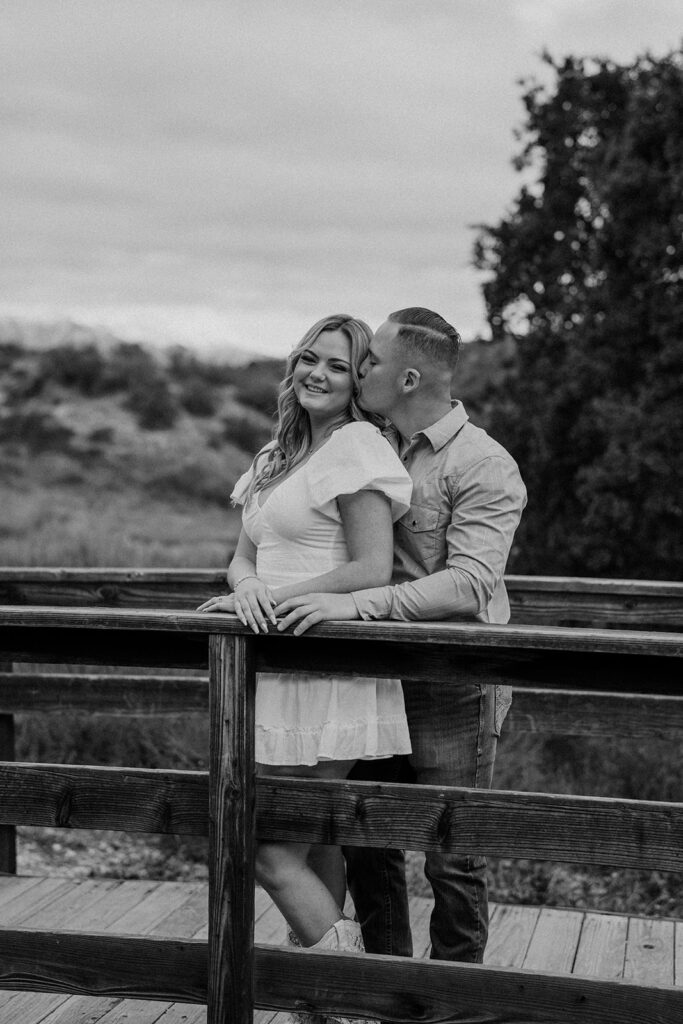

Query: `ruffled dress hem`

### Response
(256, 716, 412, 767)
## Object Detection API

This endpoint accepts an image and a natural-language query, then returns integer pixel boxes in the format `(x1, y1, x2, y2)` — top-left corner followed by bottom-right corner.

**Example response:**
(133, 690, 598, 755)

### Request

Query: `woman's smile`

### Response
(293, 328, 353, 421)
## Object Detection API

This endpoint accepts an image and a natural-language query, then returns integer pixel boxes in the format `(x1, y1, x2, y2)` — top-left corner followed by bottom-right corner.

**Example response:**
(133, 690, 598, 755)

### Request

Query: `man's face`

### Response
(358, 320, 405, 417)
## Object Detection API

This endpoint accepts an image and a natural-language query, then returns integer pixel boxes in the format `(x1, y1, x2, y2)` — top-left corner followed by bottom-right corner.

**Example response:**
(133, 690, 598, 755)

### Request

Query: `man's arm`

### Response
(353, 455, 526, 621)
(275, 455, 527, 632)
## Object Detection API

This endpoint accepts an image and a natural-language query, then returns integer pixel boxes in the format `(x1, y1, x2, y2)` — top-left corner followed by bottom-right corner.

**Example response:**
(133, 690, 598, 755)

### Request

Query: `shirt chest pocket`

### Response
(396, 504, 440, 565)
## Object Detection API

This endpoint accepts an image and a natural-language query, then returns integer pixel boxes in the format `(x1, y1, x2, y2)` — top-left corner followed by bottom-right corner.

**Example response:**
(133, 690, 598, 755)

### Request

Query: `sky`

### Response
(2, 0, 681, 359)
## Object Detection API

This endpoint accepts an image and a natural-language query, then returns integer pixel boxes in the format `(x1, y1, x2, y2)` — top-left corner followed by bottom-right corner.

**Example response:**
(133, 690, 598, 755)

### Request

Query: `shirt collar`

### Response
(382, 401, 469, 453)
(416, 401, 469, 452)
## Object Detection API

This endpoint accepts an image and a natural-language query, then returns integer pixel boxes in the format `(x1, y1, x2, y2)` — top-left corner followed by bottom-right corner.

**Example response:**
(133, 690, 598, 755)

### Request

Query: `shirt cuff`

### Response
(351, 585, 393, 620)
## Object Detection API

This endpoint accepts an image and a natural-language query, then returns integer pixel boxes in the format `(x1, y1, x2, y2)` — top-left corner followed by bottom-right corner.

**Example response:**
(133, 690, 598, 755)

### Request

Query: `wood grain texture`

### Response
(253, 945, 683, 1024)
(522, 907, 583, 973)
(625, 918, 676, 987)
(1, 672, 680, 738)
(0, 762, 208, 834)
(255, 777, 683, 871)
(483, 903, 540, 969)
(0, 929, 206, 1001)
(2, 568, 681, 629)
(1, 932, 681, 1022)
(207, 634, 256, 1024)
(257, 635, 683, 693)
(1, 605, 681, 655)
(0, 672, 208, 714)
(507, 688, 683, 738)
(0, 764, 679, 870)
(0, 713, 15, 873)
(574, 913, 628, 980)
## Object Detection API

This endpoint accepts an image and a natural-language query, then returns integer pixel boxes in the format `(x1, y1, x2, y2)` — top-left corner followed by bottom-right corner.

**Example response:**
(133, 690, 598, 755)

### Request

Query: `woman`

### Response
(198, 314, 411, 988)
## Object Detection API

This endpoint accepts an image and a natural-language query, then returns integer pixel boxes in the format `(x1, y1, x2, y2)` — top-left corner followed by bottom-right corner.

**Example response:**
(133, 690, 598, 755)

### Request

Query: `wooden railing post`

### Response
(207, 633, 256, 1024)
(0, 657, 16, 874)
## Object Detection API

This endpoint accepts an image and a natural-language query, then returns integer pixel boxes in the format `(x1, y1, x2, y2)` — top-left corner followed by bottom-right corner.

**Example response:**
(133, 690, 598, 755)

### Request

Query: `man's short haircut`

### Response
(388, 307, 461, 371)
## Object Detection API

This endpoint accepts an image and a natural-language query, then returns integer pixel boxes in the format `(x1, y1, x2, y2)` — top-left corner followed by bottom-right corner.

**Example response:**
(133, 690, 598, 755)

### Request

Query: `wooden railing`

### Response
(0, 574, 682, 1022)
(1, 567, 682, 628)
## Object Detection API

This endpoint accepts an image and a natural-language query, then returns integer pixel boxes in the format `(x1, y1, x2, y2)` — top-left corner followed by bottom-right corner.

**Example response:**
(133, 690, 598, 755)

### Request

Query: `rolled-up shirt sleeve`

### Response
(352, 455, 527, 621)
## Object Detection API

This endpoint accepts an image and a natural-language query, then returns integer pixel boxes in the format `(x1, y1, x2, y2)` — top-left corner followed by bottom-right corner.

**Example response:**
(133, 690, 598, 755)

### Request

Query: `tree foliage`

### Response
(474, 49, 683, 579)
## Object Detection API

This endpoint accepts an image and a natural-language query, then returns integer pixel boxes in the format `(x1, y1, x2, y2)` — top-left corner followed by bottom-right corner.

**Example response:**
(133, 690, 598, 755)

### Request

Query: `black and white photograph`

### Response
(0, 1, 681, 1021)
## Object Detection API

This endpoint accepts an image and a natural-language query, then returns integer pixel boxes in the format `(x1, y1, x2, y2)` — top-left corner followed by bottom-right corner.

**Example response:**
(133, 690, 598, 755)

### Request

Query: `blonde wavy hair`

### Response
(248, 313, 378, 497)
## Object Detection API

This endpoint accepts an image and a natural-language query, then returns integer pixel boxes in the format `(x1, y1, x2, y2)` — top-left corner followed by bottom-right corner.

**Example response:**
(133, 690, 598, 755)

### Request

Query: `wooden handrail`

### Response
(0, 602, 681, 1021)
(1, 567, 681, 628)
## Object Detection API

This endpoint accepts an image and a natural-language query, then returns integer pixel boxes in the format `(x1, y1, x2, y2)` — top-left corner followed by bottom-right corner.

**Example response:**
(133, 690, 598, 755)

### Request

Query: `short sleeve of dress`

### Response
(230, 443, 277, 506)
(306, 421, 412, 521)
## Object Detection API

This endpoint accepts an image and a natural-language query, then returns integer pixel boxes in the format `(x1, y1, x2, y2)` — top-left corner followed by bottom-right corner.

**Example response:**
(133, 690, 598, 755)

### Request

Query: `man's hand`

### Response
(275, 593, 359, 635)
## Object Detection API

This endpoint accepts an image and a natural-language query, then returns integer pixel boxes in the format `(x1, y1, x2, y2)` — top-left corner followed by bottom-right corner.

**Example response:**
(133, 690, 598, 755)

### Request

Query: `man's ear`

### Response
(401, 367, 421, 393)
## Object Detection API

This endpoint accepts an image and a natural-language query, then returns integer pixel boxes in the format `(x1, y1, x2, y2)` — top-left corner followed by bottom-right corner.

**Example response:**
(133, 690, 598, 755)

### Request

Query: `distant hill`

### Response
(0, 316, 253, 365)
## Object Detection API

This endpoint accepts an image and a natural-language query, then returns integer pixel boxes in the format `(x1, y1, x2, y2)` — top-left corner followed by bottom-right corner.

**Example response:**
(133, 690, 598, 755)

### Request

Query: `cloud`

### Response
(1, 0, 680, 355)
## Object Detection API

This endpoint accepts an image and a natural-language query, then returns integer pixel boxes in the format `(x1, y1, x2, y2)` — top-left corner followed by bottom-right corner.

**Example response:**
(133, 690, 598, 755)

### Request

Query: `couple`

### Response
(199, 308, 526, 1003)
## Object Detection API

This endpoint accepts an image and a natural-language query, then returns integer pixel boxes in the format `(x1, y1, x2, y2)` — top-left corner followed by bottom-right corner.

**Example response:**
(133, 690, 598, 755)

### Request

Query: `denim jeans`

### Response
(345, 681, 500, 963)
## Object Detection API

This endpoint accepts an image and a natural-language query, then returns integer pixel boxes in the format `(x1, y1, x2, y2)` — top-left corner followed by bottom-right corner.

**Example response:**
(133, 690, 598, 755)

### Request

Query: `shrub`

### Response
(39, 344, 106, 396)
(231, 359, 285, 415)
(0, 410, 74, 452)
(179, 377, 217, 417)
(221, 410, 273, 453)
(124, 376, 179, 430)
(100, 343, 158, 394)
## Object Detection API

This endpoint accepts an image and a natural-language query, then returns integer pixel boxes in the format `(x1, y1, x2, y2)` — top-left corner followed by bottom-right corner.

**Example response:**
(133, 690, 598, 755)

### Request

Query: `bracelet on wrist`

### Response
(233, 574, 258, 589)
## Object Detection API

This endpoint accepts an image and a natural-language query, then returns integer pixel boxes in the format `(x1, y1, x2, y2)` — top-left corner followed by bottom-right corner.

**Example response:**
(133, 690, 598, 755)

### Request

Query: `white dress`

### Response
(231, 420, 413, 765)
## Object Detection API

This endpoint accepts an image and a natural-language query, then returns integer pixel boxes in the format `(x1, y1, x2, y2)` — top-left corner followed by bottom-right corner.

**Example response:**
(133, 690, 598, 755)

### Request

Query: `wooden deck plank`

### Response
(484, 903, 540, 968)
(522, 906, 584, 974)
(573, 912, 627, 979)
(2, 876, 682, 1023)
(0, 990, 69, 1022)
(1, 877, 76, 924)
(16, 878, 120, 929)
(30, 881, 208, 1024)
(625, 916, 675, 987)
(0, 873, 46, 908)
(94, 999, 181, 1024)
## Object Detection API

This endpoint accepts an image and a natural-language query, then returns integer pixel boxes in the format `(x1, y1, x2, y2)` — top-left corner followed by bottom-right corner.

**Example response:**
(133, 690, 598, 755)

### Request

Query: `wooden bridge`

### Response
(0, 569, 681, 1023)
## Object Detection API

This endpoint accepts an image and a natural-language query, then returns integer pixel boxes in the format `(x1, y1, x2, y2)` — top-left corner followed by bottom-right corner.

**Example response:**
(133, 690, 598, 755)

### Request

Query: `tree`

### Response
(474, 49, 683, 579)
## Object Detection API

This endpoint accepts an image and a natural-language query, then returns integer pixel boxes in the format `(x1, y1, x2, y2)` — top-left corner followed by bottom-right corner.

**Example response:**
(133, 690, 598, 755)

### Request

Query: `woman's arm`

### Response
(226, 528, 258, 590)
(271, 489, 393, 605)
(197, 528, 276, 633)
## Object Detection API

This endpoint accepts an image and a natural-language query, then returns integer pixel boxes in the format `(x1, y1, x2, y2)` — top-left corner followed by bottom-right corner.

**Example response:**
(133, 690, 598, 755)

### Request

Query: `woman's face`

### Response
(292, 328, 354, 423)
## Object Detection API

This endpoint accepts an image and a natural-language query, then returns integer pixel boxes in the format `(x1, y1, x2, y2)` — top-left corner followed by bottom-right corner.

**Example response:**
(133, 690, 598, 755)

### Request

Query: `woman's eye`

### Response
(300, 352, 316, 363)
(330, 363, 350, 374)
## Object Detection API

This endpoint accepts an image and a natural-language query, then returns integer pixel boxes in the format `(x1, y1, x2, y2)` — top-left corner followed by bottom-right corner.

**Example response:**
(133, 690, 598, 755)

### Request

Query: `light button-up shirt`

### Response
(352, 402, 527, 624)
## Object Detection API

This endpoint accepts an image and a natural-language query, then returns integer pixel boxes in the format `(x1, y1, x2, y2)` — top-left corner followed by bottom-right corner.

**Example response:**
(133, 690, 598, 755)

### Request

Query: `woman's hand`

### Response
(233, 576, 277, 633)
(198, 578, 277, 633)
(196, 593, 236, 614)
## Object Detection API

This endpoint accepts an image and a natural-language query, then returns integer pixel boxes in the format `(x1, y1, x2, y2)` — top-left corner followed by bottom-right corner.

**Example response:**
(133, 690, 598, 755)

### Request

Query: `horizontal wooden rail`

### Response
(2, 567, 682, 629)
(0, 932, 680, 1024)
(0, 610, 681, 699)
(1, 604, 682, 653)
(3, 672, 683, 739)
(0, 764, 680, 871)
(0, 672, 208, 713)
(0, 929, 206, 1002)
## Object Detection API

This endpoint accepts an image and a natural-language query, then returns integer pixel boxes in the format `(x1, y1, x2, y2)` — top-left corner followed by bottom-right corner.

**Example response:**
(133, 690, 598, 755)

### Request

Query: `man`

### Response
(276, 307, 526, 964)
